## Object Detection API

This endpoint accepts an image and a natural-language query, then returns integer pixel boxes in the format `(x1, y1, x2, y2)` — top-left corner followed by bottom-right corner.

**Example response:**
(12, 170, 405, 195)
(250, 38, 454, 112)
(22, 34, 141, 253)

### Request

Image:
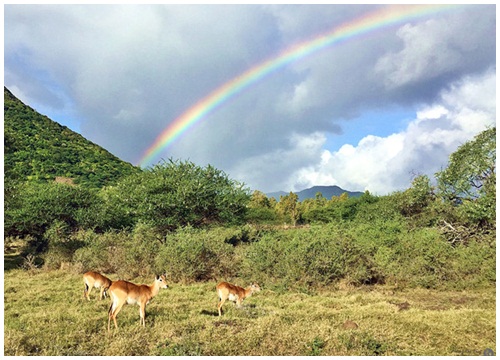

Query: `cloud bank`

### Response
(284, 70, 496, 194)
(4, 5, 496, 194)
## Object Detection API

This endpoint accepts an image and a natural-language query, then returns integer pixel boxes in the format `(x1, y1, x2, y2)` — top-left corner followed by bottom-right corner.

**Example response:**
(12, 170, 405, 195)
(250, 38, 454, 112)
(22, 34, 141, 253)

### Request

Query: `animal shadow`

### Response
(200, 309, 219, 317)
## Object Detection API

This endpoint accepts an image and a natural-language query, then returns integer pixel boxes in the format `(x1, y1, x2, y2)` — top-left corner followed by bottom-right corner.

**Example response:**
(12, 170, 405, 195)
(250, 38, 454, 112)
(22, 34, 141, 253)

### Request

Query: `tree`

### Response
(4, 181, 100, 252)
(314, 192, 327, 206)
(436, 127, 496, 226)
(276, 192, 300, 226)
(246, 190, 278, 224)
(397, 174, 436, 217)
(248, 190, 272, 209)
(112, 159, 251, 233)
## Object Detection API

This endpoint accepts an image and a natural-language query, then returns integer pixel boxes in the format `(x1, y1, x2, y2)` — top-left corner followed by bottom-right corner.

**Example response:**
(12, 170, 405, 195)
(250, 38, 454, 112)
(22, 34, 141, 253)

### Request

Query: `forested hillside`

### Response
(4, 87, 140, 188)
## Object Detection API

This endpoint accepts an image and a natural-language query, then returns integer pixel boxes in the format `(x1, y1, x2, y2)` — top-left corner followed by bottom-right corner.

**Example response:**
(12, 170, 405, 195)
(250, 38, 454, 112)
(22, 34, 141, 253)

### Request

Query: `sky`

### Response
(4, 3, 496, 195)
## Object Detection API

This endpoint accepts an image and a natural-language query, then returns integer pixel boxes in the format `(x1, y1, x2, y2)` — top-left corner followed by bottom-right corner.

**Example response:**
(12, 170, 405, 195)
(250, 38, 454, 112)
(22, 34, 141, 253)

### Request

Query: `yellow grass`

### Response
(4, 269, 496, 356)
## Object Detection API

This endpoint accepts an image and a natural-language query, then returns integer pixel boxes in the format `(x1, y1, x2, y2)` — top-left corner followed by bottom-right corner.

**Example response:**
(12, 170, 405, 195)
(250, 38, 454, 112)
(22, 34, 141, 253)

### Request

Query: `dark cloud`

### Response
(4, 4, 496, 193)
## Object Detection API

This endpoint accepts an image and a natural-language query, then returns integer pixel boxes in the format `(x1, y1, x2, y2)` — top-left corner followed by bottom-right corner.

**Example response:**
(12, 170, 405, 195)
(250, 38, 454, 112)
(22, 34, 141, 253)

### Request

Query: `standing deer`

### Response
(216, 281, 261, 316)
(83, 271, 113, 301)
(108, 274, 168, 331)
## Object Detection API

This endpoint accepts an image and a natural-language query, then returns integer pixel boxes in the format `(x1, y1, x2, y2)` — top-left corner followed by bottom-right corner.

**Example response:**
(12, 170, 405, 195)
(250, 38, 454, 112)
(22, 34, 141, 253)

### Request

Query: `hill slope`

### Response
(267, 185, 364, 201)
(4, 87, 140, 188)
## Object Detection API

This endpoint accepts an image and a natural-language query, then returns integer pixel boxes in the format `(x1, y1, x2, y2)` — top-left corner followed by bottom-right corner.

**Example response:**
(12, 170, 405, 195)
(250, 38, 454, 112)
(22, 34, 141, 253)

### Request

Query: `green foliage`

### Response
(71, 230, 112, 273)
(42, 221, 86, 270)
(245, 206, 279, 224)
(244, 226, 379, 288)
(155, 227, 245, 282)
(86, 186, 136, 231)
(64, 213, 494, 291)
(396, 175, 436, 217)
(4, 87, 140, 188)
(302, 190, 379, 224)
(246, 190, 279, 224)
(156, 230, 219, 282)
(4, 181, 99, 241)
(306, 337, 326, 356)
(72, 225, 161, 278)
(436, 127, 496, 226)
(248, 190, 273, 208)
(241, 216, 494, 290)
(111, 159, 251, 233)
(276, 192, 300, 225)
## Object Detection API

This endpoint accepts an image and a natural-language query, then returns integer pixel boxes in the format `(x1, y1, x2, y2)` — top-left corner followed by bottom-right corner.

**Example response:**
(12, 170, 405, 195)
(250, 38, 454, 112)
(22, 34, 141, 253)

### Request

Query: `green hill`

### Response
(4, 87, 141, 188)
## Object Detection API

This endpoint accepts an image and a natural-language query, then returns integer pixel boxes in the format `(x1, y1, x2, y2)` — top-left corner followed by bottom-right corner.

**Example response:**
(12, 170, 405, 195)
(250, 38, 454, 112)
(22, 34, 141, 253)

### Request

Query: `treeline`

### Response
(249, 127, 496, 233)
(4, 128, 496, 290)
(5, 159, 250, 249)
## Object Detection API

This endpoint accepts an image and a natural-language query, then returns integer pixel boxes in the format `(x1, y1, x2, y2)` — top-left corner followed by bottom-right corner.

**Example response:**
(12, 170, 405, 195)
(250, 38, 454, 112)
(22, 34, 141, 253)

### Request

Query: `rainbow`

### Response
(138, 4, 460, 166)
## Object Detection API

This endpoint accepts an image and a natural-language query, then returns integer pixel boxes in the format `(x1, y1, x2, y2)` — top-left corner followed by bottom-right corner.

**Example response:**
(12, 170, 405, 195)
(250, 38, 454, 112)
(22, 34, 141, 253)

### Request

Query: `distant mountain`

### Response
(267, 185, 364, 201)
(4, 87, 141, 188)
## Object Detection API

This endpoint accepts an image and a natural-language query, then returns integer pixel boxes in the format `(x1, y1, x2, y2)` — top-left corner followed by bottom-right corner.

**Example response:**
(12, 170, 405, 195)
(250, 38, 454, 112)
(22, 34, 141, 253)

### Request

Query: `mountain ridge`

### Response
(267, 185, 364, 201)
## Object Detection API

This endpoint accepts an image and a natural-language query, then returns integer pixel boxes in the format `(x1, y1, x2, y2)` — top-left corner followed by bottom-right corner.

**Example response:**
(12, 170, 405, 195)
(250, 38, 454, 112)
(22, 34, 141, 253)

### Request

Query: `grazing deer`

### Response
(83, 271, 113, 301)
(216, 281, 261, 316)
(108, 274, 168, 331)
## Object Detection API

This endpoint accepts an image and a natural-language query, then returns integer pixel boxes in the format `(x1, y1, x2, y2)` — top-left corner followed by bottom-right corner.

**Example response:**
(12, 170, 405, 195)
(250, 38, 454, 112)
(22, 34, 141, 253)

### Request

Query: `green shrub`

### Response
(241, 225, 380, 289)
(42, 221, 86, 270)
(449, 239, 496, 288)
(72, 230, 116, 274)
(155, 227, 241, 282)
(63, 222, 495, 291)
(245, 207, 279, 224)
(111, 159, 251, 233)
(4, 181, 101, 248)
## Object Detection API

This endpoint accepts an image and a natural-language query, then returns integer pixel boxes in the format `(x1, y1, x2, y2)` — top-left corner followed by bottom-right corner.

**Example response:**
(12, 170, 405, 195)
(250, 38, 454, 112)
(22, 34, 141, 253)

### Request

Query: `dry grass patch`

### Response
(4, 269, 495, 356)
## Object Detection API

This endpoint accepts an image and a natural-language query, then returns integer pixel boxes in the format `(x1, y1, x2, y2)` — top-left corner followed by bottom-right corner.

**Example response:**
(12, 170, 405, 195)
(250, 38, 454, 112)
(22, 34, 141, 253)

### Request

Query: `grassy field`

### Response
(3, 269, 496, 356)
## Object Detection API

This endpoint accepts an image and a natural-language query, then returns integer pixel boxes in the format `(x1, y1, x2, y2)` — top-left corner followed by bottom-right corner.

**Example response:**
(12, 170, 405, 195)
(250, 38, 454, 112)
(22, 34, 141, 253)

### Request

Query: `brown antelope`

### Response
(216, 281, 261, 316)
(83, 271, 113, 301)
(108, 274, 168, 331)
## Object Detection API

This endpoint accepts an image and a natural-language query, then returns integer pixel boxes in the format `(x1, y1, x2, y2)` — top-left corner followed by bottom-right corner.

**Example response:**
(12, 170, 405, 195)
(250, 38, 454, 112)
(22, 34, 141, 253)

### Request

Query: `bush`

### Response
(42, 221, 86, 270)
(58, 222, 497, 291)
(111, 159, 251, 233)
(241, 220, 494, 290)
(155, 227, 241, 282)
(72, 226, 161, 279)
(83, 186, 136, 232)
(4, 181, 100, 247)
(449, 238, 496, 288)
(241, 225, 380, 289)
(245, 207, 279, 224)
(72, 230, 116, 274)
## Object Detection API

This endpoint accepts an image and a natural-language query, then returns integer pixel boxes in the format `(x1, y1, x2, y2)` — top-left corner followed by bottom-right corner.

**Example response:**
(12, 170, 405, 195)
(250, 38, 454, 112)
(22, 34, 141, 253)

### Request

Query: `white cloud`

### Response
(288, 69, 496, 195)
